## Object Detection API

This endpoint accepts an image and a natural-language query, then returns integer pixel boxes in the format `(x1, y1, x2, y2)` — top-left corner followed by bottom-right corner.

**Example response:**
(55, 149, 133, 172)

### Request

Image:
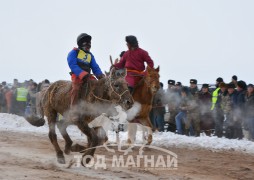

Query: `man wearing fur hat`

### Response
(189, 79, 199, 96)
(187, 79, 200, 136)
(166, 80, 180, 132)
(198, 84, 213, 135)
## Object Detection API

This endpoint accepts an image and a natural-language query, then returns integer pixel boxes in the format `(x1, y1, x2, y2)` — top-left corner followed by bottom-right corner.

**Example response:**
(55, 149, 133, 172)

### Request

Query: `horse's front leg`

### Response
(56, 120, 74, 155)
(75, 119, 98, 166)
(127, 123, 137, 145)
(147, 127, 153, 145)
(143, 117, 153, 145)
(48, 113, 65, 164)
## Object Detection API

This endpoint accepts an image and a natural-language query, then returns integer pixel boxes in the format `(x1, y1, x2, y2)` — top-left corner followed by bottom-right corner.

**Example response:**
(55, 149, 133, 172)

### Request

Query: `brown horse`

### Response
(25, 68, 133, 164)
(127, 66, 160, 145)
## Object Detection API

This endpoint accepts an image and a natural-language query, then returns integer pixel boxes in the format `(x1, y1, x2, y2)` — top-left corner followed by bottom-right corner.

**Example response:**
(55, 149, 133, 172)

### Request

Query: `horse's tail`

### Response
(25, 115, 45, 127)
(25, 89, 47, 127)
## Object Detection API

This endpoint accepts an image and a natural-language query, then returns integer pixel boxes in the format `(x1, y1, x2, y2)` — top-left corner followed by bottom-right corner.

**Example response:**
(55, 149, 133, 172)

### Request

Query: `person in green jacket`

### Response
(14, 83, 28, 116)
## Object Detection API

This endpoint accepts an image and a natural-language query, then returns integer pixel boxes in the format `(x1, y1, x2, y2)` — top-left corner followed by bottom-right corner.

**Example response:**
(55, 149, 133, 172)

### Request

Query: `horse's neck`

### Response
(134, 77, 153, 104)
(86, 79, 109, 101)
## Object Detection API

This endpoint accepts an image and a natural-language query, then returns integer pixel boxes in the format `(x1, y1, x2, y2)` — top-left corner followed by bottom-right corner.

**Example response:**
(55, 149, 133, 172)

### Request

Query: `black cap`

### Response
(227, 83, 236, 89)
(202, 84, 209, 88)
(126, 35, 138, 47)
(232, 75, 237, 81)
(190, 79, 197, 84)
(168, 80, 175, 85)
(44, 79, 50, 84)
(216, 77, 223, 83)
(237, 80, 247, 90)
(176, 82, 182, 86)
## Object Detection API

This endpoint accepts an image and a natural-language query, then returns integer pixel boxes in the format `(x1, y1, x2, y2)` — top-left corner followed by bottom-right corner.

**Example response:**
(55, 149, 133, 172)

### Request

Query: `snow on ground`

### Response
(0, 113, 85, 142)
(1, 113, 254, 154)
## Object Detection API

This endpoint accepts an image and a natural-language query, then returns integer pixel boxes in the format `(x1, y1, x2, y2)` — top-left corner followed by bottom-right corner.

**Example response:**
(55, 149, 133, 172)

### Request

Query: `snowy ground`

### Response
(0, 113, 254, 155)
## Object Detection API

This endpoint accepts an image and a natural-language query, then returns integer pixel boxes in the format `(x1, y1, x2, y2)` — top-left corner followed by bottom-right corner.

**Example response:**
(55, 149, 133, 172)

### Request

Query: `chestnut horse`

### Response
(25, 68, 133, 165)
(127, 66, 160, 145)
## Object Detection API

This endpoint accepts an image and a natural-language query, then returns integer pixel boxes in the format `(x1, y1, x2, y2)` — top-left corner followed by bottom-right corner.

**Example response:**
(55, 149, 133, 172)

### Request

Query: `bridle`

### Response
(132, 73, 158, 89)
(91, 73, 129, 103)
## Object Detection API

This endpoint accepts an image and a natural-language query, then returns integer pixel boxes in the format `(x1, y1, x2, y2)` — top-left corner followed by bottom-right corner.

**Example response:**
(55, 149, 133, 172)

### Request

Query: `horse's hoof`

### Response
(64, 143, 72, 155)
(57, 157, 66, 164)
(71, 144, 86, 152)
(64, 148, 71, 155)
(147, 135, 152, 145)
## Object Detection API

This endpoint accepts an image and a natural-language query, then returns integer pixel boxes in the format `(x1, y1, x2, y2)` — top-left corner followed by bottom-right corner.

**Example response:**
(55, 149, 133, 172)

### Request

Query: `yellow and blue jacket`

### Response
(67, 48, 103, 79)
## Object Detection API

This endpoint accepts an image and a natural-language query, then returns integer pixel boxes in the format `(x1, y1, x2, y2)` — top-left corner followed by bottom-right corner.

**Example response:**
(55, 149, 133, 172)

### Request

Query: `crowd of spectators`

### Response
(150, 75, 254, 141)
(0, 79, 50, 116)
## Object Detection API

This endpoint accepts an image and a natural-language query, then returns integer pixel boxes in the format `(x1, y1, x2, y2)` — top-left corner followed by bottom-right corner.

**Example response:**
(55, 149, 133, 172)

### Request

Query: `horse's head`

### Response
(145, 66, 160, 94)
(107, 67, 134, 110)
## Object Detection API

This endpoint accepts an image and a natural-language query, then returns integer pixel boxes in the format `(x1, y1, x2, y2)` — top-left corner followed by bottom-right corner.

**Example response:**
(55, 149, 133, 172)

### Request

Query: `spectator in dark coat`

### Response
(231, 75, 238, 87)
(245, 84, 254, 140)
(198, 84, 213, 135)
(165, 79, 180, 132)
(223, 83, 237, 139)
(233, 80, 247, 139)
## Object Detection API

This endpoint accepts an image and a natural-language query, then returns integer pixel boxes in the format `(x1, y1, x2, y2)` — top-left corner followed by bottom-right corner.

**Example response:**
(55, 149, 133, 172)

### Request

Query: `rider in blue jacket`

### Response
(67, 33, 104, 106)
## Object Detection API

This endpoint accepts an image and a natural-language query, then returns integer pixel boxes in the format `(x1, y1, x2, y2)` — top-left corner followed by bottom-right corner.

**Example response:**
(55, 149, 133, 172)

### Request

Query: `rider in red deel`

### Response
(114, 35, 154, 93)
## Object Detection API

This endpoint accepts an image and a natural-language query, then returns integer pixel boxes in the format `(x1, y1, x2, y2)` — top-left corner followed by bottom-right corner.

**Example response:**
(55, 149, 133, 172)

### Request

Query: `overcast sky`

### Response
(0, 0, 253, 86)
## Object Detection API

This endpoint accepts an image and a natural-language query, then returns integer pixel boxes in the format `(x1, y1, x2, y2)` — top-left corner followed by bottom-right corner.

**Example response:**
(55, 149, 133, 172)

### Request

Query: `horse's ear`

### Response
(109, 67, 116, 78)
(104, 71, 110, 77)
(147, 65, 152, 73)
(110, 67, 126, 79)
(155, 66, 160, 72)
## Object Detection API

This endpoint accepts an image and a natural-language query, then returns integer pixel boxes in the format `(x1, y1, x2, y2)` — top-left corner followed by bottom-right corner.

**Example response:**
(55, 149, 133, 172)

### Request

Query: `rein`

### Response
(91, 76, 128, 103)
(132, 74, 157, 89)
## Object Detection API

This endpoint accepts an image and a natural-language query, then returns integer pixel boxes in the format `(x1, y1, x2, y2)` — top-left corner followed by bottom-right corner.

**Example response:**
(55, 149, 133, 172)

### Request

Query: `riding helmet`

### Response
(77, 33, 92, 47)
